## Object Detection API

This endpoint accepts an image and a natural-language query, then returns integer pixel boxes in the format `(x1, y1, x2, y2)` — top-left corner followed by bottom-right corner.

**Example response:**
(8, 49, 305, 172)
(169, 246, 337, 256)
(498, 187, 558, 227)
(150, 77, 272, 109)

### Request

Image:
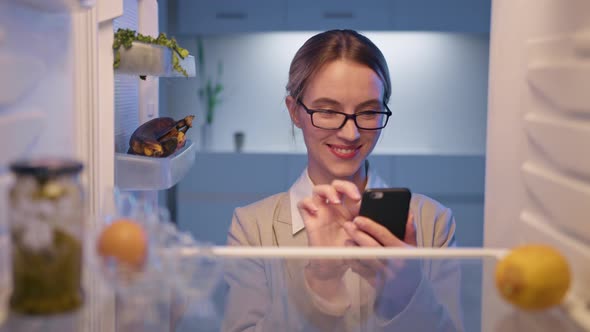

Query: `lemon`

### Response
(495, 244, 571, 310)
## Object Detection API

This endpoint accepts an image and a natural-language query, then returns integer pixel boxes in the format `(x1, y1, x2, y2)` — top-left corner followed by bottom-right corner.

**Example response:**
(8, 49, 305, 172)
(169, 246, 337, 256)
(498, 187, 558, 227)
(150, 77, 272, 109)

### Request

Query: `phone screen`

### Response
(358, 188, 412, 240)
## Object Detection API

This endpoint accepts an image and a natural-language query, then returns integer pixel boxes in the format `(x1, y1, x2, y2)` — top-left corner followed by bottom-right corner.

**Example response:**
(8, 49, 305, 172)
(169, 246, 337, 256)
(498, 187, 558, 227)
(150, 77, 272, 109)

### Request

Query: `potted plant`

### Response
(113, 28, 191, 79)
(196, 37, 224, 150)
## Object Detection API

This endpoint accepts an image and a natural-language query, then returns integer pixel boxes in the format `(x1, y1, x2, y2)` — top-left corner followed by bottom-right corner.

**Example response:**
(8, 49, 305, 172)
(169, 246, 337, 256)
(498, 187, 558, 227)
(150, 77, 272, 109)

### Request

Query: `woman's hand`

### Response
(341, 213, 417, 286)
(342, 213, 423, 317)
(344, 211, 417, 247)
(297, 179, 362, 248)
(297, 180, 362, 296)
(297, 179, 421, 310)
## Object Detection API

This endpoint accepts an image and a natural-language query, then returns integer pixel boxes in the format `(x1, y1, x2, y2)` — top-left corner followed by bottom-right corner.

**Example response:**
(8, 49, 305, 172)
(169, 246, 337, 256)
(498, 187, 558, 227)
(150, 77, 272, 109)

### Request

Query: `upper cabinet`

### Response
(286, 0, 393, 31)
(391, 0, 491, 33)
(174, 0, 491, 35)
(176, 0, 287, 35)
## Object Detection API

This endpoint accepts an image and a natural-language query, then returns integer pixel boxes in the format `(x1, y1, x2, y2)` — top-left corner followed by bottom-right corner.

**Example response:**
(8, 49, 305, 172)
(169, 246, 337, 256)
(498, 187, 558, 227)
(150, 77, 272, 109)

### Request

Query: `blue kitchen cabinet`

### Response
(176, 0, 287, 35)
(286, 0, 393, 31)
(174, 0, 491, 35)
(391, 0, 491, 33)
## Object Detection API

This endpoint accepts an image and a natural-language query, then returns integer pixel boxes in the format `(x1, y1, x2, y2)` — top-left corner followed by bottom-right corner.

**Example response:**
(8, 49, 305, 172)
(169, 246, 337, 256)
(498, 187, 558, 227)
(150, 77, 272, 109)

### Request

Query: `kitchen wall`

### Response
(164, 32, 489, 154)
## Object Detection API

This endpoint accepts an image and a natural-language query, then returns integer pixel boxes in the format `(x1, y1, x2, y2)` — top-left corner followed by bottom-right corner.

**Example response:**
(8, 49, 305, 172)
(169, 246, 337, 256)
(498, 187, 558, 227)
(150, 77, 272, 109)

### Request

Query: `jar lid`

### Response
(10, 158, 84, 178)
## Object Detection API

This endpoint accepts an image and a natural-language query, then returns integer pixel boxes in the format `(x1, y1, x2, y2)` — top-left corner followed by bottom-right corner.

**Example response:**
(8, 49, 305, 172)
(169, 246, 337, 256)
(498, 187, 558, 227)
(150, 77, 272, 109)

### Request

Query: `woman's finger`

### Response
(331, 180, 362, 216)
(312, 184, 342, 204)
(342, 221, 381, 247)
(348, 259, 379, 288)
(349, 259, 397, 289)
(331, 180, 362, 201)
(296, 197, 318, 222)
(352, 216, 408, 247)
(311, 182, 361, 206)
(360, 258, 393, 280)
(385, 257, 406, 271)
(312, 185, 358, 221)
(404, 212, 417, 246)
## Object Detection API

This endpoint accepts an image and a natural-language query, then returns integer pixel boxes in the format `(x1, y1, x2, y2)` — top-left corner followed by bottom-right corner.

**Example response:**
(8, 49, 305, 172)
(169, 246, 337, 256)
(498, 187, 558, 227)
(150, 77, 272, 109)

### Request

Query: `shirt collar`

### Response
(288, 163, 389, 235)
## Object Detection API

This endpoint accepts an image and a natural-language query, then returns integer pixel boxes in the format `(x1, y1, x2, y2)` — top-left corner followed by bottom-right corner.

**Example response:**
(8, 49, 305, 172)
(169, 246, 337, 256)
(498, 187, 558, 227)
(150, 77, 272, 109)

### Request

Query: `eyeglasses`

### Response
(297, 99, 392, 130)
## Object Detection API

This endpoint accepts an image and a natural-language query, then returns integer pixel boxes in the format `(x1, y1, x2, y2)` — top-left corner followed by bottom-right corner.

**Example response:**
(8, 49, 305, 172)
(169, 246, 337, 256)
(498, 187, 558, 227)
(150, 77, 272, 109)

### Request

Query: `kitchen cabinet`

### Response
(286, 0, 393, 31)
(176, 0, 287, 35)
(174, 0, 491, 35)
(288, 0, 491, 33)
(391, 0, 491, 33)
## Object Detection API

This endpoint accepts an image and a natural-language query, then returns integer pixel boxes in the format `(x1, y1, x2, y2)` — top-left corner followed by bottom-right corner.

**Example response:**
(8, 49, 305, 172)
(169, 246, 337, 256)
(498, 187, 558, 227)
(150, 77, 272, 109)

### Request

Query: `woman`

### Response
(223, 30, 463, 332)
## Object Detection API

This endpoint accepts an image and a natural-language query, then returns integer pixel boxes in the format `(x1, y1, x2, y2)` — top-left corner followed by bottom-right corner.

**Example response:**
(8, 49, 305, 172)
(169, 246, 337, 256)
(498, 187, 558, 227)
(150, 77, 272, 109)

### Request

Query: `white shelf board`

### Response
(115, 140, 196, 191)
(115, 42, 196, 78)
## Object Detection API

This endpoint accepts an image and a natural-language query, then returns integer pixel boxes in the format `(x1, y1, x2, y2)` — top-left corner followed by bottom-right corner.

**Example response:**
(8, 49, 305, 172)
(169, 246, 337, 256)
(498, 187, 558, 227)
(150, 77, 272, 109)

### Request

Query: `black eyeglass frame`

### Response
(297, 99, 392, 130)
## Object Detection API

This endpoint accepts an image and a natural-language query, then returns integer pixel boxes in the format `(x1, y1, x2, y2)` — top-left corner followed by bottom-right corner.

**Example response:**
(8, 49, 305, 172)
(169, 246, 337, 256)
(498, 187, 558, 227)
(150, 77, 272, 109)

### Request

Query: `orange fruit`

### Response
(97, 218, 148, 269)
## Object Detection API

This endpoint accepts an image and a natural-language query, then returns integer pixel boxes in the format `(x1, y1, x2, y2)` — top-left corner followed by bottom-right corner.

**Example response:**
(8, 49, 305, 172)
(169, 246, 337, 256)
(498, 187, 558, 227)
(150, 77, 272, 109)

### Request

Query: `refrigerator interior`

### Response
(0, 0, 588, 331)
(0, 0, 80, 311)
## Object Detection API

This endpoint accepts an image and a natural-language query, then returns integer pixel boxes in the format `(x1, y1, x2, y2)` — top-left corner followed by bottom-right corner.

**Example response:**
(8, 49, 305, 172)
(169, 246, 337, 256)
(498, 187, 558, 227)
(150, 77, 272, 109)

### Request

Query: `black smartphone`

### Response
(358, 188, 412, 240)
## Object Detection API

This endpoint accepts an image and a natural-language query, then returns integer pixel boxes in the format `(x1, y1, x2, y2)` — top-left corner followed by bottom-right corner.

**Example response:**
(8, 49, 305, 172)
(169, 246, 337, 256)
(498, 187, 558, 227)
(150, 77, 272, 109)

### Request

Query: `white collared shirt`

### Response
(288, 165, 389, 235)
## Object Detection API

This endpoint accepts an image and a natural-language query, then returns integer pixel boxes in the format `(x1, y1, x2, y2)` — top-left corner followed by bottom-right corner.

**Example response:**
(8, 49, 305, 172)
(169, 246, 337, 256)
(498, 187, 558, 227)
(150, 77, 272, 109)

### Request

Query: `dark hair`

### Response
(286, 29, 391, 104)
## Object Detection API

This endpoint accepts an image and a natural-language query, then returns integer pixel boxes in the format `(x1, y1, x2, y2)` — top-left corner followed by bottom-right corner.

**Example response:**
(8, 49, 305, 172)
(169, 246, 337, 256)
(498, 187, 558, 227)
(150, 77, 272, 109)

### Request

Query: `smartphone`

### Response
(358, 188, 412, 240)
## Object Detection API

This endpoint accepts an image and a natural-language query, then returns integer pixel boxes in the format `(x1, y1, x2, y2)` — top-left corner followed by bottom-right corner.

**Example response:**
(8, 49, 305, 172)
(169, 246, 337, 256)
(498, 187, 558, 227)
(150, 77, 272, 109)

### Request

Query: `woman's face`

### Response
(287, 59, 385, 185)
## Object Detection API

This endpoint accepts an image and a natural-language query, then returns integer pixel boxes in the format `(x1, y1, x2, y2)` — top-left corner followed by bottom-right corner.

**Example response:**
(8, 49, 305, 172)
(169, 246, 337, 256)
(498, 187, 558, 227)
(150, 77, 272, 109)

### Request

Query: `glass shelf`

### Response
(114, 139, 196, 191)
(115, 42, 196, 78)
(0, 247, 587, 332)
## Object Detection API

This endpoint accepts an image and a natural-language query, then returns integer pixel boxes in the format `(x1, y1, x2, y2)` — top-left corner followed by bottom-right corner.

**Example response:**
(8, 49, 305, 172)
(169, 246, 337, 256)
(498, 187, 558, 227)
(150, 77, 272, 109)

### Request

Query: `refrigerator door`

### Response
(484, 0, 590, 330)
(0, 0, 119, 331)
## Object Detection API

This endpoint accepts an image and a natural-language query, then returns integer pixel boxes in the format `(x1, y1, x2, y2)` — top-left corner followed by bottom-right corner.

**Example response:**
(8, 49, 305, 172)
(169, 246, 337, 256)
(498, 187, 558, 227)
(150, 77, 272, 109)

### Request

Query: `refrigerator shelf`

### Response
(115, 139, 196, 191)
(14, 0, 95, 12)
(115, 42, 196, 78)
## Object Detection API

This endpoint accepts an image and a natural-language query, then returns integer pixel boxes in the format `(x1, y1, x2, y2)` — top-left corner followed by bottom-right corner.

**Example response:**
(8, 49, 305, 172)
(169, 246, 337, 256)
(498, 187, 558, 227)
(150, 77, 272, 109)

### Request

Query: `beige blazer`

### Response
(223, 192, 464, 332)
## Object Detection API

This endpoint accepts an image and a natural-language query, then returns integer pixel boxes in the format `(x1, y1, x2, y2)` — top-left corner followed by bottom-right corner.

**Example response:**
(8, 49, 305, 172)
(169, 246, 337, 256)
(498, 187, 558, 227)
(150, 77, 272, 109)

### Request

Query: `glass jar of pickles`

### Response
(8, 159, 85, 315)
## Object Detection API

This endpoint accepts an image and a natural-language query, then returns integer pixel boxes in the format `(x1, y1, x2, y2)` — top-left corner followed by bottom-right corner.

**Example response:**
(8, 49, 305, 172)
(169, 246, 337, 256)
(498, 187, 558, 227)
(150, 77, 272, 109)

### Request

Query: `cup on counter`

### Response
(233, 131, 245, 153)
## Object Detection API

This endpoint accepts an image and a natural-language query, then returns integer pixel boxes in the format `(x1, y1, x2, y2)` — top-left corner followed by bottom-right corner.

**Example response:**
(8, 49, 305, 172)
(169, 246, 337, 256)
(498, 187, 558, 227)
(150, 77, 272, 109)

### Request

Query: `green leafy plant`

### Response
(196, 37, 224, 125)
(113, 28, 190, 80)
